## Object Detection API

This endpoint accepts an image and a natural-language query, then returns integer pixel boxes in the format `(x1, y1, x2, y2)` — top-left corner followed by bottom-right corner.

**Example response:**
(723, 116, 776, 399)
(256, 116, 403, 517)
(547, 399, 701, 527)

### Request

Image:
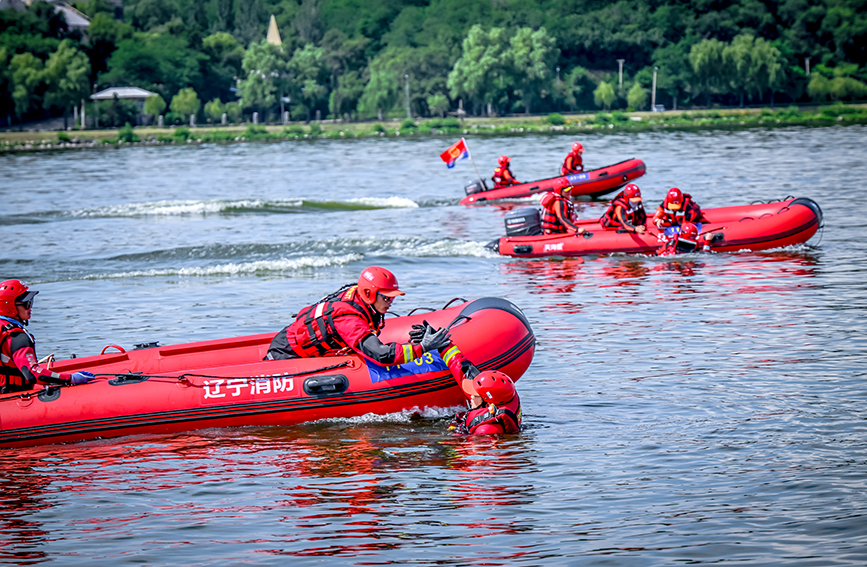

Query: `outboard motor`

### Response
(504, 207, 542, 236)
(465, 178, 489, 196)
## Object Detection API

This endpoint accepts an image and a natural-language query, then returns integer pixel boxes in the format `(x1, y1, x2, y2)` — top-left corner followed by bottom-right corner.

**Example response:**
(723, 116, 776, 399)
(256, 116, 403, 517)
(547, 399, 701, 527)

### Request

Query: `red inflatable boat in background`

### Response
(0, 297, 535, 447)
(460, 158, 646, 205)
(489, 197, 823, 258)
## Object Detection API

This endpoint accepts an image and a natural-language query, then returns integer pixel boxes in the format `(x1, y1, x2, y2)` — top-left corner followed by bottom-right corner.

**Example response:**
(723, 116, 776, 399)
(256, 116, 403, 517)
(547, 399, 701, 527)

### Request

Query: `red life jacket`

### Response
(492, 166, 517, 188)
(461, 394, 522, 434)
(278, 285, 383, 358)
(561, 152, 583, 175)
(655, 193, 702, 227)
(0, 320, 32, 393)
(601, 192, 646, 229)
(540, 192, 574, 234)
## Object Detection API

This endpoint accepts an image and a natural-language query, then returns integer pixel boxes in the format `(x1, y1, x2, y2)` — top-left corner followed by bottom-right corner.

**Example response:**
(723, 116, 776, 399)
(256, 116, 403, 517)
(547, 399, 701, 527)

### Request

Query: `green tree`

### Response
(235, 0, 264, 47)
(10, 52, 45, 123)
(427, 93, 449, 117)
(143, 93, 166, 121)
(505, 27, 558, 114)
(627, 81, 648, 110)
(237, 39, 288, 121)
(201, 32, 244, 103)
(724, 34, 784, 106)
(561, 67, 588, 110)
(447, 25, 509, 116)
(690, 38, 730, 105)
(593, 80, 615, 110)
(289, 43, 329, 120)
(86, 12, 134, 78)
(170, 87, 201, 123)
(42, 40, 91, 129)
(204, 97, 225, 123)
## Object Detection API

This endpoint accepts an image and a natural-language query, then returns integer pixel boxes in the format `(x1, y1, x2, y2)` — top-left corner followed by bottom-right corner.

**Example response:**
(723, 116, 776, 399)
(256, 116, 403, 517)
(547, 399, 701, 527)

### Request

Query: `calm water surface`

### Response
(1, 125, 866, 565)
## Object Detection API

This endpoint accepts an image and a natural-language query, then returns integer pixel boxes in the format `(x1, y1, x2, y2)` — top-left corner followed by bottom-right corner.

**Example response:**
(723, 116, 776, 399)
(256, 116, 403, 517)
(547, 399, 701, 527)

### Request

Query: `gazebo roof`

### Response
(90, 87, 158, 101)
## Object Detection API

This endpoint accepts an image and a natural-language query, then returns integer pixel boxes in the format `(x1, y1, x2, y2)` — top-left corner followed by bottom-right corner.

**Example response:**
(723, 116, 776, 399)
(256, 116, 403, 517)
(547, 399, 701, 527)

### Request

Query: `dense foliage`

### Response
(2, 0, 865, 126)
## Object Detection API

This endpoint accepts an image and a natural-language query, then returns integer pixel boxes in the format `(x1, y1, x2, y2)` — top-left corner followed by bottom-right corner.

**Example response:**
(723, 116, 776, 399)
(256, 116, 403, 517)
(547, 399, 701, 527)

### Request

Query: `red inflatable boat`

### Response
(489, 197, 823, 258)
(460, 158, 646, 205)
(0, 297, 535, 447)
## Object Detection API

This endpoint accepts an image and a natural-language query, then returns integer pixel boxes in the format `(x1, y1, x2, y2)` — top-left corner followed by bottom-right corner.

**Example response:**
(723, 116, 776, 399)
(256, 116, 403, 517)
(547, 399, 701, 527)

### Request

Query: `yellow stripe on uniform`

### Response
(402, 343, 414, 362)
(442, 346, 460, 365)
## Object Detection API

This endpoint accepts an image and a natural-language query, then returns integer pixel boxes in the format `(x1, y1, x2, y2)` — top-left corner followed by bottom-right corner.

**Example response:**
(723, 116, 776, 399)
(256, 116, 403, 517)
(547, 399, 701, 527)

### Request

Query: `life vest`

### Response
(540, 192, 574, 234)
(0, 316, 35, 393)
(275, 285, 383, 358)
(561, 152, 583, 175)
(451, 394, 522, 434)
(492, 166, 516, 188)
(601, 192, 646, 229)
(655, 193, 702, 227)
(464, 395, 522, 434)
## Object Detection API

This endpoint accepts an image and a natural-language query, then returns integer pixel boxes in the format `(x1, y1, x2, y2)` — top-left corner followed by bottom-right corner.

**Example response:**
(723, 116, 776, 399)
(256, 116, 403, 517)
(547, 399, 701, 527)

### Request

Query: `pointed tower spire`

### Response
(266, 14, 282, 46)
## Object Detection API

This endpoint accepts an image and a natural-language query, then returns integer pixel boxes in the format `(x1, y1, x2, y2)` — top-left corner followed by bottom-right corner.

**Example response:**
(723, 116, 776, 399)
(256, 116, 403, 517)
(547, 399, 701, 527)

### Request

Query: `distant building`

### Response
(91, 86, 159, 126)
(266, 14, 282, 46)
(0, 0, 91, 37)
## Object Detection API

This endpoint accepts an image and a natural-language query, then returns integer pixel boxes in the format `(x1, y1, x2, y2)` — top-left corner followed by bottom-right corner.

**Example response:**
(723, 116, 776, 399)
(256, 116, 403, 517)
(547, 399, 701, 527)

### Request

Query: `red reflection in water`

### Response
(502, 258, 587, 315)
(0, 469, 50, 564)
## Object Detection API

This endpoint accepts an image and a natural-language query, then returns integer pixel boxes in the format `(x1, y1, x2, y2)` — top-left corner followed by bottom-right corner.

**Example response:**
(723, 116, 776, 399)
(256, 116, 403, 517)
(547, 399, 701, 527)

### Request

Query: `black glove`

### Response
(420, 325, 451, 352)
(409, 322, 428, 343)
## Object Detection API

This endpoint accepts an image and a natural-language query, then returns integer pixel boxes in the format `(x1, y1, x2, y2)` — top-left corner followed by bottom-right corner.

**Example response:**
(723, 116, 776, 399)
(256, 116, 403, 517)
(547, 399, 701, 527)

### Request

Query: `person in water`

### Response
(657, 222, 719, 256)
(540, 178, 587, 235)
(450, 370, 522, 435)
(653, 187, 704, 228)
(0, 280, 95, 394)
(600, 183, 647, 234)
(492, 155, 520, 188)
(561, 142, 585, 175)
(267, 266, 453, 368)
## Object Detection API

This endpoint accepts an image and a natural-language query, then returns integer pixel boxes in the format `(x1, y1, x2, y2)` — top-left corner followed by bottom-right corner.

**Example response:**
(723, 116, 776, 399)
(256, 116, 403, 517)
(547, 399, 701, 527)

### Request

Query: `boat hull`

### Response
(0, 297, 535, 447)
(460, 159, 646, 205)
(490, 198, 823, 258)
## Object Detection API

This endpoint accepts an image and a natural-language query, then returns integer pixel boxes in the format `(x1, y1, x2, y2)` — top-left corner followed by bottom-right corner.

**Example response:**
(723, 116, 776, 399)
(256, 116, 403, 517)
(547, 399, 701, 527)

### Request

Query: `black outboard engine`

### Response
(505, 207, 542, 236)
(464, 178, 489, 196)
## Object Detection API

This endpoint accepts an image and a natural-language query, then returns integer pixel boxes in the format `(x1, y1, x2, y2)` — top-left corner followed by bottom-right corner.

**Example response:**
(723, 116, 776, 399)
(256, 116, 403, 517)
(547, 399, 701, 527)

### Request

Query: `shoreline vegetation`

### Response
(2, 104, 866, 153)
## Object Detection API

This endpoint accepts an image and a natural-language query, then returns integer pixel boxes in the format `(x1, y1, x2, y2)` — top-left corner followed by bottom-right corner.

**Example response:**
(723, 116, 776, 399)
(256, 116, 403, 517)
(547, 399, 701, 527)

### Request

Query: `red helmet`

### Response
(623, 183, 641, 201)
(666, 187, 683, 210)
(0, 279, 37, 320)
(473, 370, 516, 405)
(554, 177, 572, 196)
(680, 222, 699, 240)
(497, 155, 510, 166)
(572, 142, 583, 153)
(357, 266, 405, 305)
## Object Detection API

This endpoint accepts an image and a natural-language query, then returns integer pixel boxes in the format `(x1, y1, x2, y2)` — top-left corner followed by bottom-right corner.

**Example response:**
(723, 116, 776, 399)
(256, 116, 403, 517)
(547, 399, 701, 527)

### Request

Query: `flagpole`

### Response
(463, 138, 486, 188)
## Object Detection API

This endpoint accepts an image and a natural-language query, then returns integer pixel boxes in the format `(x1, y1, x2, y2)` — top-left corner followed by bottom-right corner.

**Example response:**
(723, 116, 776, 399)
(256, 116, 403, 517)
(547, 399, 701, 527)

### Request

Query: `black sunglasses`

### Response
(16, 299, 34, 309)
(376, 293, 396, 302)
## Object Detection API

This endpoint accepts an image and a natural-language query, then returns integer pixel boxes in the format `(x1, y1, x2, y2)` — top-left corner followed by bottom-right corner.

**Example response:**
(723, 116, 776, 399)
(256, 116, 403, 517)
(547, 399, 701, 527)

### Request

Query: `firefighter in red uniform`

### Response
(561, 142, 584, 175)
(0, 280, 94, 394)
(540, 179, 587, 235)
(450, 370, 522, 435)
(492, 155, 520, 188)
(657, 222, 718, 256)
(600, 183, 647, 234)
(653, 187, 704, 228)
(267, 266, 453, 366)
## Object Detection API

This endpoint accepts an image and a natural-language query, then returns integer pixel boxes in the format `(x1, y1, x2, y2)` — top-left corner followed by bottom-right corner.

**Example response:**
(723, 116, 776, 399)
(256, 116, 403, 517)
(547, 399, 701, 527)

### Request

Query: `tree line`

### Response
(2, 0, 865, 128)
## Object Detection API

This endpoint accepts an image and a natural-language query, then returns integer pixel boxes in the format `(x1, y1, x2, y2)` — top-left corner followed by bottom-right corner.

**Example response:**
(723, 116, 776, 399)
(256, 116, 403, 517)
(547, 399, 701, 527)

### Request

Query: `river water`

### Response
(1, 125, 866, 565)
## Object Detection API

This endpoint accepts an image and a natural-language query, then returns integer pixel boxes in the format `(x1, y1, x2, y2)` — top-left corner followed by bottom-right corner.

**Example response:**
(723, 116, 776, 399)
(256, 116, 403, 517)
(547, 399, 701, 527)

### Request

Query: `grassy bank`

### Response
(2, 105, 866, 152)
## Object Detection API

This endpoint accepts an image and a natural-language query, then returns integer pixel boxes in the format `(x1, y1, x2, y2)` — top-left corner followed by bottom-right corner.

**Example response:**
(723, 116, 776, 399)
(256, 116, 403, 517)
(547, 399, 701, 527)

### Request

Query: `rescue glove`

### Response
(408, 320, 435, 343)
(70, 371, 95, 385)
(420, 325, 451, 353)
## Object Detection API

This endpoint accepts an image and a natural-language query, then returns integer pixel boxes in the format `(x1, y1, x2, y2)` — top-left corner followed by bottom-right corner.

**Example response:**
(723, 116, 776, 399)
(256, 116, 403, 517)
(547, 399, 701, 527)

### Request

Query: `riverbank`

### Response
(2, 104, 866, 152)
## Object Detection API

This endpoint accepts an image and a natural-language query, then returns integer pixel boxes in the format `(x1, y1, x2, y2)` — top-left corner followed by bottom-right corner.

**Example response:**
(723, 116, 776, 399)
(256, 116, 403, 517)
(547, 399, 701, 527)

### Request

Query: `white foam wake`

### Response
(88, 254, 362, 279)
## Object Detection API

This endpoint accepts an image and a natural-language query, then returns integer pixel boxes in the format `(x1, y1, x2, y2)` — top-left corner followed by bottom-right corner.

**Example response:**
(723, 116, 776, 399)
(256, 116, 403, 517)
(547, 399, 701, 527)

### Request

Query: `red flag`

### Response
(439, 138, 469, 168)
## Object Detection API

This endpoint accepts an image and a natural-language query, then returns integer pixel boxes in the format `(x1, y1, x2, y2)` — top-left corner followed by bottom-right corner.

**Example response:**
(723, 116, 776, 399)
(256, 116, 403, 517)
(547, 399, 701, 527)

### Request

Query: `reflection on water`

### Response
(1, 125, 866, 565)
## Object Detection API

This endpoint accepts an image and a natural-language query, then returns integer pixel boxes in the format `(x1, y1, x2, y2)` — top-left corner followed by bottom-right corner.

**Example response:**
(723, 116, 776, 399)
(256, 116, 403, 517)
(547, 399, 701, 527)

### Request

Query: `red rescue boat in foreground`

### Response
(460, 158, 646, 205)
(0, 297, 535, 447)
(489, 197, 823, 258)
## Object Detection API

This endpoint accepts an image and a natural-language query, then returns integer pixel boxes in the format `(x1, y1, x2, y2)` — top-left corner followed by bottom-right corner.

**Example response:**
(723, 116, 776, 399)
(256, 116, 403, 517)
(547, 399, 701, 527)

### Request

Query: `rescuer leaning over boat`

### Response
(0, 280, 95, 394)
(267, 266, 456, 367)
